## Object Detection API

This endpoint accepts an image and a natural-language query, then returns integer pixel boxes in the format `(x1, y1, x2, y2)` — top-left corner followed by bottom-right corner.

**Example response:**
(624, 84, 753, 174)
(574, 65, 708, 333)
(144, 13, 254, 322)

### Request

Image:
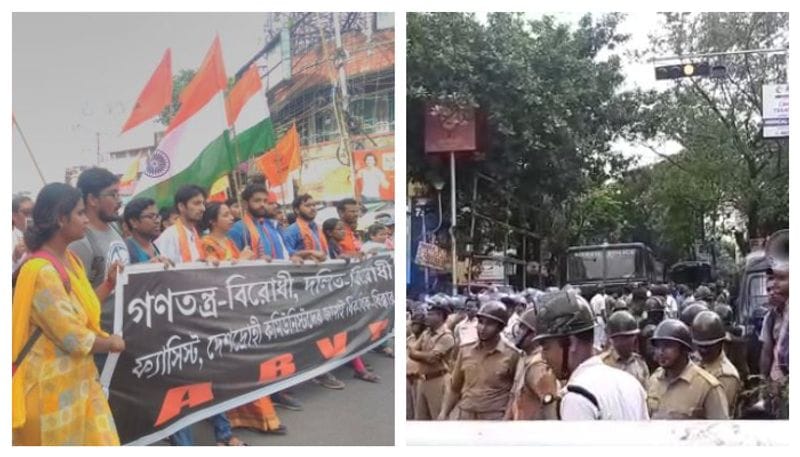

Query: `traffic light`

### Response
(655, 61, 711, 80)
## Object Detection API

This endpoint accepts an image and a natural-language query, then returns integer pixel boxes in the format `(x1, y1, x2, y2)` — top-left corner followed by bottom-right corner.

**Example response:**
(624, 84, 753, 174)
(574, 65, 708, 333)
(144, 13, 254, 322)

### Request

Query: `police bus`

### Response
(566, 242, 663, 297)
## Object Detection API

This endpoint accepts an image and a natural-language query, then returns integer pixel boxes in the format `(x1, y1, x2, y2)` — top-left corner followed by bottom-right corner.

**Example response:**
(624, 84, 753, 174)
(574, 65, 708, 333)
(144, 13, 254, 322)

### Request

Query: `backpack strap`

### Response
(28, 250, 72, 294)
(11, 250, 72, 375)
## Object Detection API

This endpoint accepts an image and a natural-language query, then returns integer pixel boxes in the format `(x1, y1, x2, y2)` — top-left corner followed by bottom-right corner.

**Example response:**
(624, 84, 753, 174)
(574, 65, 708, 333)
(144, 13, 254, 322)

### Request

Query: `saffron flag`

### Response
(226, 64, 262, 127)
(121, 49, 173, 134)
(256, 124, 301, 187)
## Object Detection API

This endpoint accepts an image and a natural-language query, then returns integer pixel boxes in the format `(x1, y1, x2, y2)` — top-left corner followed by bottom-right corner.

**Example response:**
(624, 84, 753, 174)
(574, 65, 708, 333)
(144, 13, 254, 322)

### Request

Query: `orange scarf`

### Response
(242, 213, 263, 255)
(176, 218, 205, 262)
(202, 235, 240, 261)
(297, 218, 328, 252)
(340, 224, 362, 254)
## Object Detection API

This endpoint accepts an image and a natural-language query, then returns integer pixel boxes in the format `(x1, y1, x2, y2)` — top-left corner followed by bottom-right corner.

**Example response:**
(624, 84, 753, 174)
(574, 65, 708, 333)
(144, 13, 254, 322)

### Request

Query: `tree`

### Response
(407, 13, 643, 263)
(639, 13, 789, 255)
(156, 69, 196, 127)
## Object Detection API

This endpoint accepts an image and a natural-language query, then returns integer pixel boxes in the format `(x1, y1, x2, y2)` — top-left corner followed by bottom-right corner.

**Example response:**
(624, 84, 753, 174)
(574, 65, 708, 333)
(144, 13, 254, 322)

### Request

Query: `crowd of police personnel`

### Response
(406, 261, 789, 421)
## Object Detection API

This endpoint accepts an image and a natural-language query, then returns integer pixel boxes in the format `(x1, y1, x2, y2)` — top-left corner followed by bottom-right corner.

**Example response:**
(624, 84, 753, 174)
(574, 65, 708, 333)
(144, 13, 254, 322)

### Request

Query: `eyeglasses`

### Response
(139, 213, 161, 220)
(100, 191, 121, 200)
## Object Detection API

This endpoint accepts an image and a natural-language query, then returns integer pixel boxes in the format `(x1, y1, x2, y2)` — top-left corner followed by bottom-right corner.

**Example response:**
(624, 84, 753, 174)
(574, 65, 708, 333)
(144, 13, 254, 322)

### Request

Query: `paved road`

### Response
(159, 349, 395, 446)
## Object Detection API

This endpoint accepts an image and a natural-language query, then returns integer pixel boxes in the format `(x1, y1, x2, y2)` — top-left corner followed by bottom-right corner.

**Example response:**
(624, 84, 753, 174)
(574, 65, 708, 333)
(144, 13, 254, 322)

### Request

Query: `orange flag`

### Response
(226, 64, 262, 127)
(167, 35, 227, 133)
(121, 49, 173, 134)
(256, 124, 301, 186)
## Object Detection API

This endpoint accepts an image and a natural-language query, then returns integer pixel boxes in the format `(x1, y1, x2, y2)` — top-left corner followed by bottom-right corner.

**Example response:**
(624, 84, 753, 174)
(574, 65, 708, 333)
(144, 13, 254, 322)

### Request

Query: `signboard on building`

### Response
(476, 259, 505, 282)
(415, 241, 450, 271)
(424, 103, 485, 154)
(763, 84, 789, 138)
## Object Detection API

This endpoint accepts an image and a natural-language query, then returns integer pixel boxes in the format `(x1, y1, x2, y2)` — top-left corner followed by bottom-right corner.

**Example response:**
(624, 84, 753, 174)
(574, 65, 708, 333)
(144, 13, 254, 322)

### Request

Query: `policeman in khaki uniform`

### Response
(714, 303, 749, 379)
(691, 310, 741, 415)
(647, 319, 730, 419)
(406, 311, 427, 419)
(601, 310, 650, 388)
(504, 308, 560, 420)
(408, 301, 456, 420)
(439, 301, 522, 420)
(679, 301, 710, 328)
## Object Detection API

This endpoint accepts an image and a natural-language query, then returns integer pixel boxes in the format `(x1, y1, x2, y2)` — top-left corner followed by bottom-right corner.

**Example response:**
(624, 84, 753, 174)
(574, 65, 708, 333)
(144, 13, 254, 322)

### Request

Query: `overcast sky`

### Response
(13, 13, 268, 194)
(12, 12, 678, 195)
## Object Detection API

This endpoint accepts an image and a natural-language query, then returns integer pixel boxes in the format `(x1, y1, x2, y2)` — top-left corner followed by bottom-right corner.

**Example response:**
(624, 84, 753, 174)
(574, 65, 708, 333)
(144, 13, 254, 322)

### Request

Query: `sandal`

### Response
(217, 436, 248, 446)
(250, 425, 288, 436)
(354, 371, 381, 383)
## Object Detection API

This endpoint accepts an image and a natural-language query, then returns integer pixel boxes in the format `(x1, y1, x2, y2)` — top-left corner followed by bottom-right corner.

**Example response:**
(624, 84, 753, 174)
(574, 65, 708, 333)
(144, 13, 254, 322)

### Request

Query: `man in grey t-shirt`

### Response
(70, 223, 129, 328)
(68, 168, 129, 334)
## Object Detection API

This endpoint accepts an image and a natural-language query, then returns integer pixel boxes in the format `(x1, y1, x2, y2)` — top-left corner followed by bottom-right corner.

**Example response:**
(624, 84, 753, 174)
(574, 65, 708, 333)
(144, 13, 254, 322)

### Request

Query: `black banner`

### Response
(101, 254, 394, 445)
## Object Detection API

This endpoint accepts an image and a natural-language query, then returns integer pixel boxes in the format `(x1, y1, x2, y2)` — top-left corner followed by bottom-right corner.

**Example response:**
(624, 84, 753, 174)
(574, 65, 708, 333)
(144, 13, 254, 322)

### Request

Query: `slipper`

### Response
(313, 373, 346, 390)
(250, 425, 288, 436)
(217, 436, 248, 446)
(354, 371, 381, 383)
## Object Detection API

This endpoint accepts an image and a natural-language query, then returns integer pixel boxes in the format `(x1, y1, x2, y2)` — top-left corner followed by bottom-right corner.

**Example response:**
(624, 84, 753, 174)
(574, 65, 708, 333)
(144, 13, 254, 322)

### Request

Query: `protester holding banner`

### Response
(320, 200, 382, 382)
(201, 202, 255, 262)
(323, 218, 365, 261)
(336, 198, 363, 253)
(283, 194, 328, 262)
(12, 183, 125, 445)
(155, 185, 208, 265)
(216, 195, 295, 432)
(68, 168, 130, 334)
(228, 183, 284, 262)
(123, 197, 171, 265)
(150, 185, 246, 446)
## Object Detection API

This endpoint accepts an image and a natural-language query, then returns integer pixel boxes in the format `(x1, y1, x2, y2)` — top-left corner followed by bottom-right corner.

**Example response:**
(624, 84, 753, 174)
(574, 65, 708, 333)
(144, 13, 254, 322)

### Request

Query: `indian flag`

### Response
(226, 63, 278, 173)
(134, 36, 233, 209)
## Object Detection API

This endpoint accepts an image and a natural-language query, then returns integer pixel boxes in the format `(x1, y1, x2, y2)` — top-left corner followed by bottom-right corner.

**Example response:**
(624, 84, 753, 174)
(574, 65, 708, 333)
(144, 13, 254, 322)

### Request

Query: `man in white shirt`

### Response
(155, 185, 207, 264)
(534, 291, 649, 420)
(453, 298, 479, 348)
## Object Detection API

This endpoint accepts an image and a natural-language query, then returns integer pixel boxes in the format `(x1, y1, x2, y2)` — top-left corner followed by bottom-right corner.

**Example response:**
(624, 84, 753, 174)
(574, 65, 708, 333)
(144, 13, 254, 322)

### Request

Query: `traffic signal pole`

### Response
(650, 47, 788, 63)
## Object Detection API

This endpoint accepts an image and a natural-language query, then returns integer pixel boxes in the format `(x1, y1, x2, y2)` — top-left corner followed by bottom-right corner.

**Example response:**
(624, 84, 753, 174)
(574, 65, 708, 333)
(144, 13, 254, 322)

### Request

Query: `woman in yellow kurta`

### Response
(12, 183, 126, 445)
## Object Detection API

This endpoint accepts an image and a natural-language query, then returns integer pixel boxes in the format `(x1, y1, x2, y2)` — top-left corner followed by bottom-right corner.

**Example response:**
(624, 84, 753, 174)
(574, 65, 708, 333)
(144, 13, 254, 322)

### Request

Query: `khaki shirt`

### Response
(699, 351, 741, 415)
(446, 313, 465, 332)
(407, 334, 422, 377)
(600, 348, 650, 388)
(508, 347, 559, 420)
(450, 337, 522, 414)
(413, 325, 455, 375)
(646, 361, 730, 419)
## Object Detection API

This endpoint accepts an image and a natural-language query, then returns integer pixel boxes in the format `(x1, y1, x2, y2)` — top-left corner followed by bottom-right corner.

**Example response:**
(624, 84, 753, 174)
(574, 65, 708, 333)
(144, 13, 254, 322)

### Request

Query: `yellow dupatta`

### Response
(12, 251, 108, 429)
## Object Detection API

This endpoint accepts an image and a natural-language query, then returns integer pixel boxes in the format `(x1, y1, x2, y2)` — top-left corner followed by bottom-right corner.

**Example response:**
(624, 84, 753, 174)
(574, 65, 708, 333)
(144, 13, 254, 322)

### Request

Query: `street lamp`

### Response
(431, 175, 445, 234)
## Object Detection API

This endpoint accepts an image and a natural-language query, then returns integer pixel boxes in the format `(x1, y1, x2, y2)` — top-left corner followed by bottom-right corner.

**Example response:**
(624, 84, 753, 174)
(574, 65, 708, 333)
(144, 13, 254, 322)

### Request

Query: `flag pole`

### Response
(12, 115, 47, 185)
(229, 124, 246, 210)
